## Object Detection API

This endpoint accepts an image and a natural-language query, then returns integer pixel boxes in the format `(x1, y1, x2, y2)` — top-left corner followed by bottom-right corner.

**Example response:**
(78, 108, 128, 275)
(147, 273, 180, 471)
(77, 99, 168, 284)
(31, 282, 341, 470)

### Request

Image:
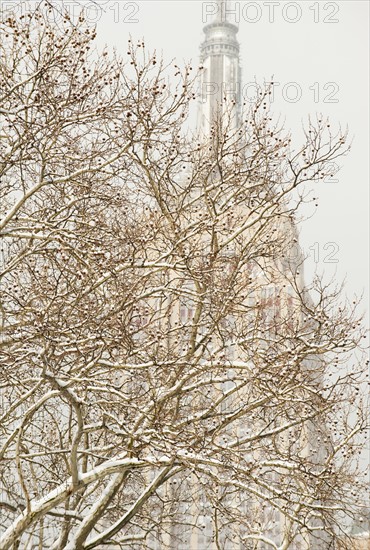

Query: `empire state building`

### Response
(156, 3, 329, 549)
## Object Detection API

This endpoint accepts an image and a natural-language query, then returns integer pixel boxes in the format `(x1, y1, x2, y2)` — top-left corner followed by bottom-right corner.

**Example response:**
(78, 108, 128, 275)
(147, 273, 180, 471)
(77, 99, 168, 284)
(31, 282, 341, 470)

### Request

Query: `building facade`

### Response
(153, 3, 329, 549)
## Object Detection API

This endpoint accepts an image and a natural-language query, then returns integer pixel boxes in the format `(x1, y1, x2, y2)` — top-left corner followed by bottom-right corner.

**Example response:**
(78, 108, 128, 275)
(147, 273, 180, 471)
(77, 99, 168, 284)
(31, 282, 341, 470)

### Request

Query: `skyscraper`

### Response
(155, 4, 329, 549)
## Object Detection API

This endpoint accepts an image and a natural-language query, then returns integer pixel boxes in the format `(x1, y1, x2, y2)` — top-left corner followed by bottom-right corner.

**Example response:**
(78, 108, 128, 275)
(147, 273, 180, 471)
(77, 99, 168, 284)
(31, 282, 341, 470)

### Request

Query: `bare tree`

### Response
(0, 4, 368, 549)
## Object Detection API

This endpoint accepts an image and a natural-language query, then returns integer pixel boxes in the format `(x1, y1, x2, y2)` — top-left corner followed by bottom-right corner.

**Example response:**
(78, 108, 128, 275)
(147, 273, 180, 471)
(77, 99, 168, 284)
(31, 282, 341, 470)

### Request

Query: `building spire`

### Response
(197, 0, 241, 135)
(214, 0, 232, 24)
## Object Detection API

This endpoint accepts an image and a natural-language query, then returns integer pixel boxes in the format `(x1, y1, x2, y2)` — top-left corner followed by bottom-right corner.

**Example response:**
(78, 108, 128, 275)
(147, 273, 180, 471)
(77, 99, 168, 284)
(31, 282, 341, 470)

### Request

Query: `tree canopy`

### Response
(0, 4, 368, 549)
